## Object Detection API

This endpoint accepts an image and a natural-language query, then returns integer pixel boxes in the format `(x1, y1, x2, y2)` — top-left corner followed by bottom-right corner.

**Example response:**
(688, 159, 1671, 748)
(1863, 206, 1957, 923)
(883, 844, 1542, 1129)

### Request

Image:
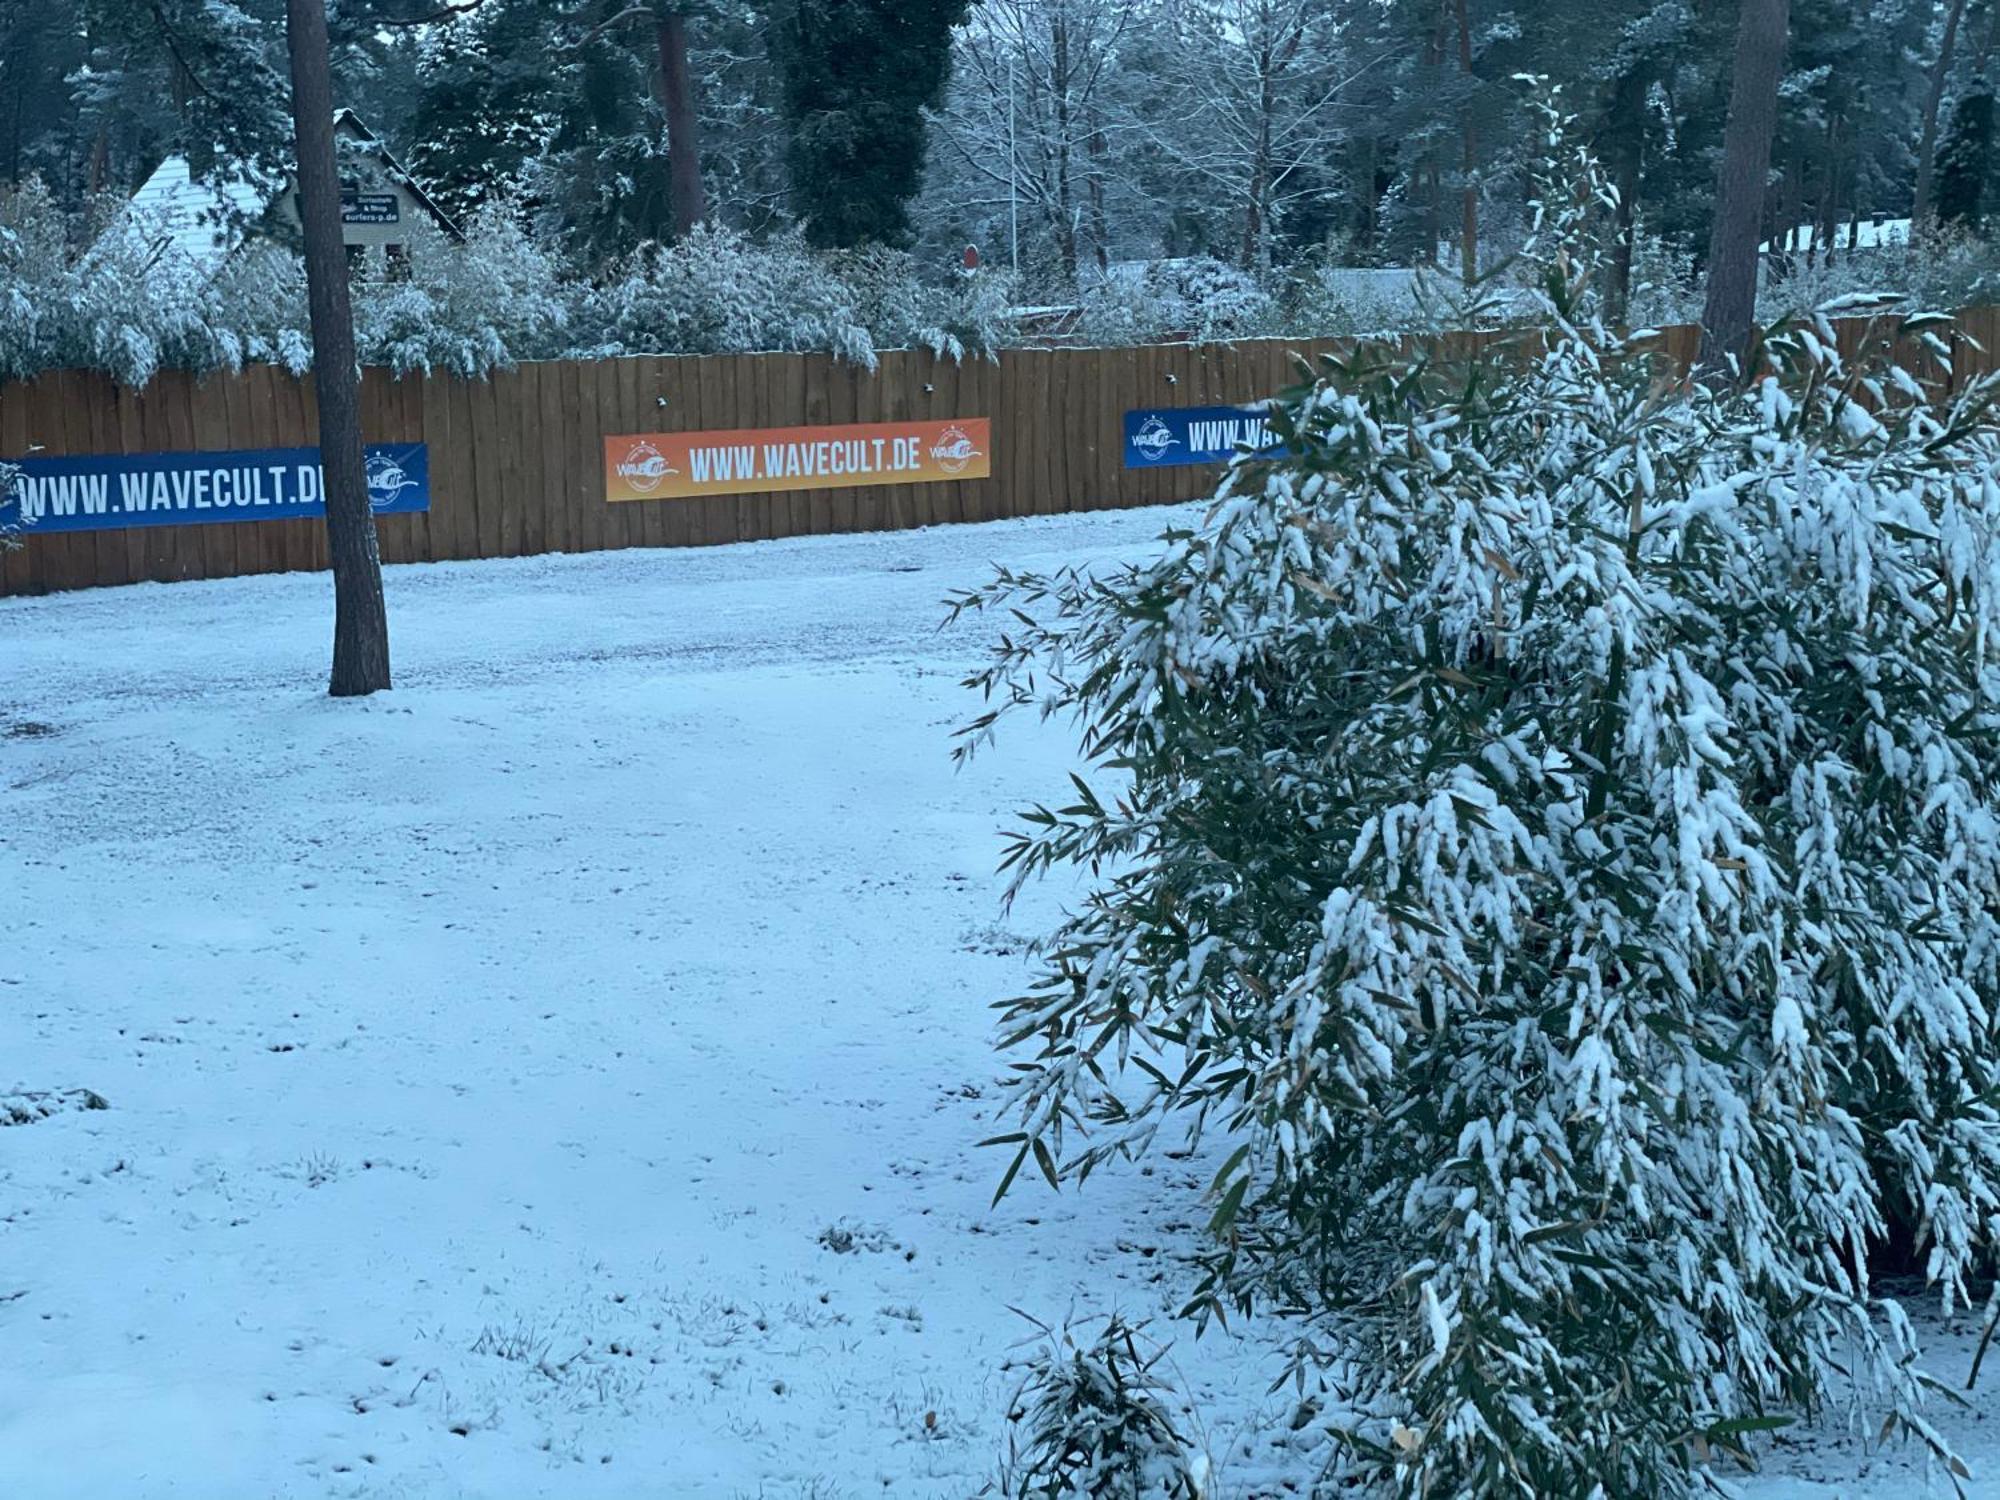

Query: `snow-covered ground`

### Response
(2, 505, 1997, 1498)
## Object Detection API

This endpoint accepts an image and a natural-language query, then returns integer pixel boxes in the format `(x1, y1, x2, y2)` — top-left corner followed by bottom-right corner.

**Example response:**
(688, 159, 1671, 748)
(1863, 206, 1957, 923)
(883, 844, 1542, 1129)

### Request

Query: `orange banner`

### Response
(604, 418, 990, 502)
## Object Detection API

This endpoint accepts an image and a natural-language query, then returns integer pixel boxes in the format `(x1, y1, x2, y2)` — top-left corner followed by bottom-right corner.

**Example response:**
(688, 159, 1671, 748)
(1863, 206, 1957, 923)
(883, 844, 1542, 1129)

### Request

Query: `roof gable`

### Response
(116, 110, 460, 273)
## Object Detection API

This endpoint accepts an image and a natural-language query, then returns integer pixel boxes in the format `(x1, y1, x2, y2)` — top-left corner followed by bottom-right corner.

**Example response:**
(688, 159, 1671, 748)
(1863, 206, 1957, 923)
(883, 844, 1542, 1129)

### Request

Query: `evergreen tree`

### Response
(406, 0, 676, 264)
(770, 0, 969, 247)
(1937, 84, 1996, 230)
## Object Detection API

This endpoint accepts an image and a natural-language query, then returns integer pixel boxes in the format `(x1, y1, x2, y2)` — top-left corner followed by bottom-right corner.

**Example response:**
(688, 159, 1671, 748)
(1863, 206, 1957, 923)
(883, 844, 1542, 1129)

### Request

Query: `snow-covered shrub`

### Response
(582, 223, 879, 367)
(352, 206, 570, 377)
(201, 243, 312, 375)
(1625, 229, 1703, 328)
(0, 177, 307, 385)
(580, 225, 1013, 369)
(1272, 260, 1432, 337)
(1077, 258, 1280, 345)
(827, 244, 1014, 362)
(957, 98, 2000, 1496)
(1758, 224, 2000, 323)
(0, 178, 238, 386)
(999, 1315, 1204, 1499)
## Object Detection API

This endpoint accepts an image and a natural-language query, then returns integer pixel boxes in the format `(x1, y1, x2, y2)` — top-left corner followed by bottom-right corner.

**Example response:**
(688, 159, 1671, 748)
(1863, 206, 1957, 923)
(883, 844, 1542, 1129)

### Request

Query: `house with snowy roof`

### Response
(119, 110, 460, 275)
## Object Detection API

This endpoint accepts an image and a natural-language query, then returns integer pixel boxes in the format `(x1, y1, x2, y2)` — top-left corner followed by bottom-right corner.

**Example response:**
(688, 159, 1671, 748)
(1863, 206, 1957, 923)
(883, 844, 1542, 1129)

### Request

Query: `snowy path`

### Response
(2, 507, 1996, 1498)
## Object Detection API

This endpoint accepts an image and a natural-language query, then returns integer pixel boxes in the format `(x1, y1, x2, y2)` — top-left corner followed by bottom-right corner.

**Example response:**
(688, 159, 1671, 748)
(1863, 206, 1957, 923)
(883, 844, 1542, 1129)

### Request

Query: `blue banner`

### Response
(0, 443, 429, 534)
(1123, 404, 1281, 468)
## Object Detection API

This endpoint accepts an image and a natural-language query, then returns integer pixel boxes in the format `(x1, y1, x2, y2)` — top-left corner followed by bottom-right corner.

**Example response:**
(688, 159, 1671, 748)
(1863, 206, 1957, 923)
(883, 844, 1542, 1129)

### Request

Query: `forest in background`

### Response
(6, 0, 2000, 380)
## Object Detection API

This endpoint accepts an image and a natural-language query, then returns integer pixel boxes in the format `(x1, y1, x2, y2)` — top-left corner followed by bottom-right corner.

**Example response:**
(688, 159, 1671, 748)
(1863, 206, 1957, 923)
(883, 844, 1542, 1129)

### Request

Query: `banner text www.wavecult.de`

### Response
(1123, 405, 1280, 468)
(604, 419, 990, 502)
(0, 444, 430, 533)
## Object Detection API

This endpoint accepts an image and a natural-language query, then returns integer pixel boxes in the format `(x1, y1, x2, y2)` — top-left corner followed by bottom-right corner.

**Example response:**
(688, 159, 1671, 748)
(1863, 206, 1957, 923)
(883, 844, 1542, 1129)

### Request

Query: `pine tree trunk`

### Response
(1241, 45, 1275, 270)
(1816, 119, 1841, 268)
(1605, 66, 1647, 320)
(655, 10, 705, 237)
(1914, 0, 1970, 229)
(1455, 0, 1477, 283)
(1355, 137, 1381, 258)
(1051, 14, 1079, 284)
(1698, 0, 1790, 376)
(285, 0, 391, 697)
(1086, 109, 1110, 272)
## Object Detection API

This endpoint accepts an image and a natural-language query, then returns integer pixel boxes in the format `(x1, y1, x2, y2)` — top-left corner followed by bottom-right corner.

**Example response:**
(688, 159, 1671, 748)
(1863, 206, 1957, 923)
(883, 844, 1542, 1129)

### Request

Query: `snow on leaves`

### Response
(955, 98, 2000, 1498)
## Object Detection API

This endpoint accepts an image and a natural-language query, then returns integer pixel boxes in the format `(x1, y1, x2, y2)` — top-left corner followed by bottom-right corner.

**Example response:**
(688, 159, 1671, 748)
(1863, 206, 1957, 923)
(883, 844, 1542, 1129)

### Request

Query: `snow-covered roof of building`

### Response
(1761, 218, 1912, 255)
(327, 109, 461, 241)
(111, 110, 459, 274)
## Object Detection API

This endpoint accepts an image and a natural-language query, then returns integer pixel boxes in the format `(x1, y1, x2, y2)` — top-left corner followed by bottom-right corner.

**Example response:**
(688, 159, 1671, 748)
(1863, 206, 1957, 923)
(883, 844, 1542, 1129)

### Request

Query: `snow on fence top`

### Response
(0, 309, 1980, 600)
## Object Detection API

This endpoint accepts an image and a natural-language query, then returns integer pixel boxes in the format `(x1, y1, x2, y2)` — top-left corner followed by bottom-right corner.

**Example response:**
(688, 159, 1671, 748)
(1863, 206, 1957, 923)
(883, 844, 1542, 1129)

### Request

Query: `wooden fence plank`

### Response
(135, 374, 188, 584)
(587, 360, 622, 552)
(554, 360, 588, 558)
(301, 373, 335, 575)
(416, 372, 455, 561)
(737, 354, 770, 537)
(398, 371, 438, 564)
(523, 362, 550, 556)
(188, 372, 240, 582)
(0, 379, 31, 595)
(70, 371, 128, 589)
(35, 377, 78, 588)
(929, 351, 964, 528)
(637, 357, 672, 551)
(591, 360, 625, 552)
(223, 369, 276, 577)
(457, 371, 495, 560)
(768, 353, 796, 537)
(362, 370, 412, 565)
(612, 359, 648, 551)
(611, 358, 643, 550)
(127, 375, 177, 584)
(523, 362, 558, 555)
(671, 355, 709, 547)
(280, 373, 317, 575)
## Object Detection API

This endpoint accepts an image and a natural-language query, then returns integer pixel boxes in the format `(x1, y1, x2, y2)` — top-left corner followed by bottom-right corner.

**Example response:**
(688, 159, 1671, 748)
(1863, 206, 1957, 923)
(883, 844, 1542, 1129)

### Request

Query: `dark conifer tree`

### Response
(1937, 85, 1996, 231)
(769, 0, 969, 247)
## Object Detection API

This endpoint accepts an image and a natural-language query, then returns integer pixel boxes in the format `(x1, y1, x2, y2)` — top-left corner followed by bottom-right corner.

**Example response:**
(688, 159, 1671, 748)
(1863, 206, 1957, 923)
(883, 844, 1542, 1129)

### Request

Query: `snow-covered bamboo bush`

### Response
(580, 223, 880, 367)
(824, 244, 1015, 363)
(0, 178, 289, 387)
(1756, 225, 2000, 326)
(352, 206, 570, 377)
(1076, 257, 1280, 346)
(0, 181, 1000, 384)
(999, 1315, 1205, 1499)
(956, 94, 2000, 1496)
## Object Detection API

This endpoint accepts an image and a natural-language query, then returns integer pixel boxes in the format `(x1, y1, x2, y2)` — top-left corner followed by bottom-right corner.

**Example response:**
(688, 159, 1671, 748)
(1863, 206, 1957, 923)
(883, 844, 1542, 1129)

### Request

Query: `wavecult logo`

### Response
(613, 439, 677, 496)
(930, 425, 982, 476)
(365, 452, 419, 512)
(1130, 414, 1180, 460)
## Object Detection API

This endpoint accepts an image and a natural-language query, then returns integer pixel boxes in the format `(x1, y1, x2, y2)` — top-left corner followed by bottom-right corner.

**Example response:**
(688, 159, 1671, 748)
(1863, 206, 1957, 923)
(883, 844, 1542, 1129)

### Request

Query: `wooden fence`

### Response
(0, 311, 1978, 597)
